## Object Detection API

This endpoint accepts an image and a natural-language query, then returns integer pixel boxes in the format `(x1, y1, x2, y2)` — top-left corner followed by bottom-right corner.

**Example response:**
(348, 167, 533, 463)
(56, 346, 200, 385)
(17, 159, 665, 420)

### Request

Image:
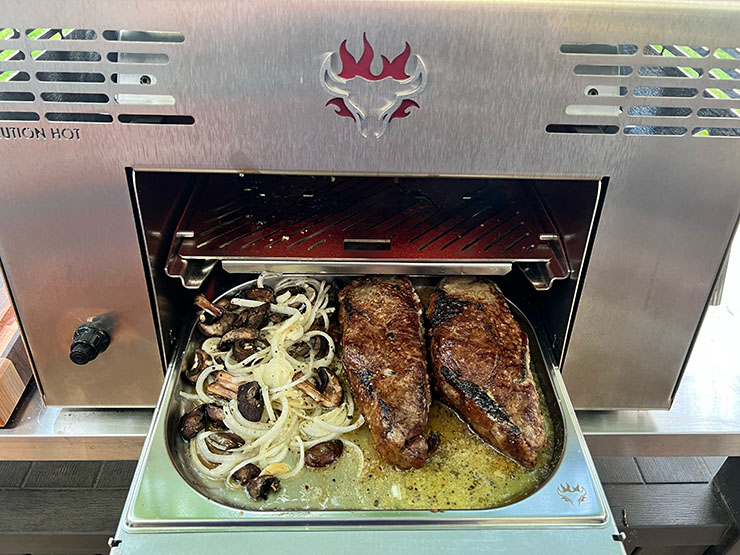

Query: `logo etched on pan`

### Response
(320, 34, 426, 138)
(557, 483, 588, 506)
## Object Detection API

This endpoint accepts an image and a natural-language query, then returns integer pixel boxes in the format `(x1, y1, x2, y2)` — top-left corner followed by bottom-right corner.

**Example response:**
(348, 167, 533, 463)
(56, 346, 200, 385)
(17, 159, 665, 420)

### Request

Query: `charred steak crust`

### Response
(427, 277, 546, 468)
(339, 277, 431, 469)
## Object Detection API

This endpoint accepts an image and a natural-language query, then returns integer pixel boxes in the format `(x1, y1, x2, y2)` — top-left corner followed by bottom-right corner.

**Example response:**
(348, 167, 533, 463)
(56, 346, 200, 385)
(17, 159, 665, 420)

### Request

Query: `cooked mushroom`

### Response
(206, 431, 245, 452)
(205, 403, 226, 425)
(198, 310, 237, 338)
(268, 312, 288, 324)
(184, 349, 211, 383)
(215, 297, 239, 311)
(179, 404, 206, 440)
(194, 294, 222, 318)
(233, 340, 256, 363)
(287, 341, 310, 358)
(293, 367, 343, 408)
(275, 285, 305, 297)
(235, 303, 269, 329)
(305, 439, 344, 468)
(244, 287, 276, 304)
(206, 371, 240, 400)
(232, 463, 261, 485)
(246, 475, 280, 500)
(310, 335, 330, 359)
(237, 381, 264, 422)
(218, 327, 259, 352)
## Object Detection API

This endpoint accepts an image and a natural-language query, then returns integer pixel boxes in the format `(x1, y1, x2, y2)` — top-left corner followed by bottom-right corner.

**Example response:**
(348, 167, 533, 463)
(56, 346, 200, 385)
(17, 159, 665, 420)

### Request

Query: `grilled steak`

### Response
(427, 277, 546, 467)
(339, 277, 431, 469)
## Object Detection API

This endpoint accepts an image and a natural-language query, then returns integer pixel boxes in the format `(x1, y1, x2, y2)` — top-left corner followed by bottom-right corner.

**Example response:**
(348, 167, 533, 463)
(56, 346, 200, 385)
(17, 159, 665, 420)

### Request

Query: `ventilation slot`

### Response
(36, 71, 104, 83)
(111, 73, 157, 86)
(0, 70, 30, 82)
(0, 111, 39, 121)
(638, 66, 702, 78)
(25, 28, 96, 41)
(560, 43, 637, 55)
(118, 114, 194, 125)
(704, 88, 740, 100)
(628, 106, 692, 117)
(633, 86, 698, 98)
(31, 50, 101, 62)
(697, 108, 740, 119)
(106, 52, 169, 64)
(574, 64, 632, 76)
(546, 124, 618, 134)
(41, 92, 109, 103)
(0, 28, 20, 40)
(709, 68, 740, 80)
(584, 85, 627, 97)
(643, 44, 709, 58)
(114, 93, 174, 106)
(0, 50, 23, 61)
(565, 105, 621, 117)
(623, 125, 686, 136)
(45, 112, 112, 123)
(693, 127, 740, 137)
(715, 48, 740, 60)
(0, 91, 33, 102)
(103, 30, 184, 43)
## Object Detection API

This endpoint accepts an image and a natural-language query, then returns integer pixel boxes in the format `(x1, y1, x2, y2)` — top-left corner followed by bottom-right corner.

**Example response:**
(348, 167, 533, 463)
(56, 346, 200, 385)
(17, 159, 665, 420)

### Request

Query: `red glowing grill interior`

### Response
(166, 174, 569, 289)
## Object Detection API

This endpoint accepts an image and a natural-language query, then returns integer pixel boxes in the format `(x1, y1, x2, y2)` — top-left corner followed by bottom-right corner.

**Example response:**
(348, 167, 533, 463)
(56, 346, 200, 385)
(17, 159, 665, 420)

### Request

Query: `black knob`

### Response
(70, 322, 110, 365)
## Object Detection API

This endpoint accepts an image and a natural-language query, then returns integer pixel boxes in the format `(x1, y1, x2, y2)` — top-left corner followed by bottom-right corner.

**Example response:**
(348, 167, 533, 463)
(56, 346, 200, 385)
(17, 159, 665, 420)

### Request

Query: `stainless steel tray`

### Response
(119, 275, 616, 533)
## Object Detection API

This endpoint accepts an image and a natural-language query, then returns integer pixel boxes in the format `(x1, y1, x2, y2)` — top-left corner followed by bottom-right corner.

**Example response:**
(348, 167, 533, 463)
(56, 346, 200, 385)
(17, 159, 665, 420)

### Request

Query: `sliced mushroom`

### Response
(244, 287, 276, 304)
(275, 285, 305, 297)
(268, 312, 288, 324)
(287, 341, 310, 358)
(293, 367, 343, 408)
(184, 349, 211, 384)
(237, 381, 264, 422)
(218, 327, 259, 352)
(179, 404, 206, 440)
(310, 335, 330, 359)
(232, 463, 261, 485)
(246, 475, 280, 500)
(198, 310, 238, 337)
(194, 294, 222, 318)
(206, 431, 245, 452)
(233, 340, 256, 363)
(206, 371, 240, 400)
(235, 303, 269, 329)
(305, 439, 344, 468)
(215, 297, 239, 311)
(205, 403, 226, 425)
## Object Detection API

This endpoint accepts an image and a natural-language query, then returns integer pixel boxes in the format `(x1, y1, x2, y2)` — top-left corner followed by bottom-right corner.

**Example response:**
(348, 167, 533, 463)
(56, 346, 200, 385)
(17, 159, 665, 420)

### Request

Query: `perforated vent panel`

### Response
(552, 42, 740, 137)
(0, 27, 193, 126)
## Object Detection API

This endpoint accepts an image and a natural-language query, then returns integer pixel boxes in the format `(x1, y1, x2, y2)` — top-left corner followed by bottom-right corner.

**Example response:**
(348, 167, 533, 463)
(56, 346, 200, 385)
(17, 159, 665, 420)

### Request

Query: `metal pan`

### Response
(122, 276, 609, 529)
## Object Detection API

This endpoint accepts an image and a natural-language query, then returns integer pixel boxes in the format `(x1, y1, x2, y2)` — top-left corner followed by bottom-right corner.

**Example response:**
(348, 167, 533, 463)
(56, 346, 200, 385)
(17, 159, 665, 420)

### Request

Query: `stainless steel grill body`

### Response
(0, 0, 738, 412)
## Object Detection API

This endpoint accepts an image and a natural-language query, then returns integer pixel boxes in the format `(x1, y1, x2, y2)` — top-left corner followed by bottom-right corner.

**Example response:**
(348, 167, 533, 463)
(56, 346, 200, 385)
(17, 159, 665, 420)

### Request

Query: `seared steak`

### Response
(427, 277, 546, 467)
(339, 277, 431, 469)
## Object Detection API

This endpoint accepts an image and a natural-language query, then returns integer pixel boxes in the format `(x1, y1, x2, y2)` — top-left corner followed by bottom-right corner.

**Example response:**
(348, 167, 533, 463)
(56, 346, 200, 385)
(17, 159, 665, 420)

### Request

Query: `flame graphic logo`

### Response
(320, 34, 426, 138)
(557, 483, 588, 506)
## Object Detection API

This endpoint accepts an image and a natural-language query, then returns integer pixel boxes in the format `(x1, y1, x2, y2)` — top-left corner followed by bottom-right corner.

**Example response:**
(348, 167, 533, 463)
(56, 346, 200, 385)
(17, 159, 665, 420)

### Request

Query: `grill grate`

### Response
(166, 175, 569, 289)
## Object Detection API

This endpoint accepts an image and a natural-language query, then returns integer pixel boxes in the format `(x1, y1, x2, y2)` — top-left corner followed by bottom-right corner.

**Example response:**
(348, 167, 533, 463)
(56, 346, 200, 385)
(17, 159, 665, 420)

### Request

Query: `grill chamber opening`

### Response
(131, 171, 601, 366)
(152, 174, 590, 290)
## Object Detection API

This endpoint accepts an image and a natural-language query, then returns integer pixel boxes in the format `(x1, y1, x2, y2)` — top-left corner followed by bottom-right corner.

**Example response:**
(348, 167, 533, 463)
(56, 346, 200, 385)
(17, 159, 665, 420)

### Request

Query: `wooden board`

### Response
(0, 285, 33, 426)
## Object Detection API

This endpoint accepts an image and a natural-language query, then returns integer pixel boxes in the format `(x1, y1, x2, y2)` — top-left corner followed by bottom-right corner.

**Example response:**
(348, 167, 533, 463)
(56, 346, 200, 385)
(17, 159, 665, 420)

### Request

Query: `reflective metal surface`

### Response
(0, 383, 151, 460)
(579, 228, 740, 455)
(0, 0, 738, 410)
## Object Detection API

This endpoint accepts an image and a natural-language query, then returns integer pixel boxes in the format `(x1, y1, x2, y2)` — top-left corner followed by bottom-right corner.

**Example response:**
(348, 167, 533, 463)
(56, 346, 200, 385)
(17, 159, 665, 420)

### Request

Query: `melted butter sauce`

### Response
(195, 374, 555, 512)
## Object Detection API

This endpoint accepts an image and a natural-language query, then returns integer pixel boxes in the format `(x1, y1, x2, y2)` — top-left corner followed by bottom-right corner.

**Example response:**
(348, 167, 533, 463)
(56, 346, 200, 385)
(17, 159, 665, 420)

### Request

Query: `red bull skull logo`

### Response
(321, 34, 426, 138)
